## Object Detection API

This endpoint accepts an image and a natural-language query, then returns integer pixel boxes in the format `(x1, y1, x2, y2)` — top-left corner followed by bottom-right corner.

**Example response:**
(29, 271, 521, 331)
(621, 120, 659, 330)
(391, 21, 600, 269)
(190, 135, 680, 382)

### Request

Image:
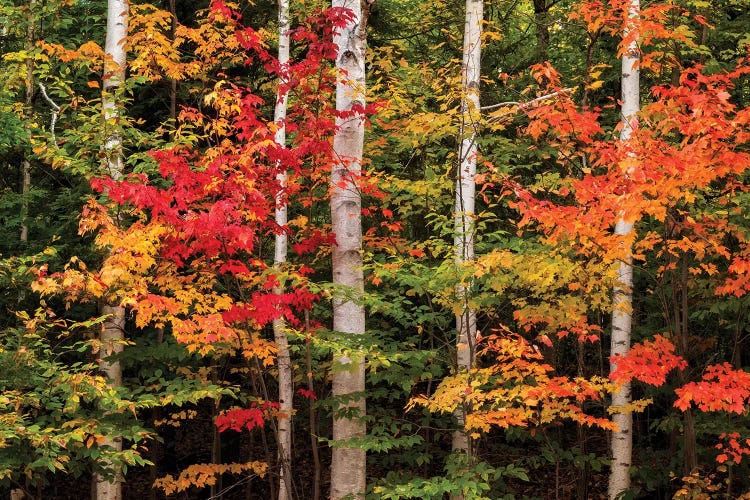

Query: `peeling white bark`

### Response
(95, 305, 125, 500)
(94, 2, 128, 499)
(273, 0, 293, 498)
(101, 0, 128, 181)
(608, 0, 639, 497)
(330, 1, 367, 498)
(453, 0, 483, 465)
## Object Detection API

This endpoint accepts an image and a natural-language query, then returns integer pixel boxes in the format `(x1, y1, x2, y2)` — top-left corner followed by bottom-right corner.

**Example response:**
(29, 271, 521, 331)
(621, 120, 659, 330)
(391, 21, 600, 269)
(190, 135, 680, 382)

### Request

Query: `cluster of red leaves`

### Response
(674, 363, 750, 413)
(215, 401, 280, 433)
(715, 432, 750, 465)
(609, 335, 687, 386)
(716, 255, 750, 298)
(81, 5, 368, 350)
(293, 230, 337, 256)
(296, 388, 317, 401)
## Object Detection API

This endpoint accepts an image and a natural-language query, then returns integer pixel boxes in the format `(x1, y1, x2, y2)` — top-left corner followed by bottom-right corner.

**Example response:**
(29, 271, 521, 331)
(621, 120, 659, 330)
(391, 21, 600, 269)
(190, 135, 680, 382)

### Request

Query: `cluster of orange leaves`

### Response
(153, 461, 267, 495)
(715, 433, 750, 465)
(410, 331, 616, 435)
(494, 4, 750, 464)
(675, 363, 750, 414)
(610, 334, 687, 386)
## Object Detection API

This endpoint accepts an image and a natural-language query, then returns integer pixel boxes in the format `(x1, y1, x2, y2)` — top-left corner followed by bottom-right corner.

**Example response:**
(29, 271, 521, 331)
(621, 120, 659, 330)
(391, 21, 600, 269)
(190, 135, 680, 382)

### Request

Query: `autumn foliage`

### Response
(4, 0, 750, 497)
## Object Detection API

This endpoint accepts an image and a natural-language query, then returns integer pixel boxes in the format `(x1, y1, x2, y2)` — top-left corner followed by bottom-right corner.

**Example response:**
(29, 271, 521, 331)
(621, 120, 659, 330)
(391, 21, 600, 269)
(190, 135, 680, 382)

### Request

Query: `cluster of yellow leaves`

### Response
(33, 201, 167, 305)
(409, 332, 615, 436)
(368, 43, 463, 153)
(154, 409, 198, 428)
(153, 461, 267, 495)
(672, 471, 731, 499)
(128, 3, 252, 84)
(474, 248, 610, 342)
(37, 40, 106, 73)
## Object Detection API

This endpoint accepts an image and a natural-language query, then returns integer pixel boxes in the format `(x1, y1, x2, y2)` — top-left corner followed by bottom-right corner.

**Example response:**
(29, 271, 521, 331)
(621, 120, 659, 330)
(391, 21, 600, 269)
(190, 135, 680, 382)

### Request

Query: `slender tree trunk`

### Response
(673, 251, 697, 473)
(94, 1, 129, 499)
(101, 0, 127, 182)
(272, 2, 293, 498)
(210, 414, 223, 499)
(608, 0, 639, 498)
(452, 0, 483, 474)
(576, 342, 589, 500)
(13, 6, 35, 499)
(532, 0, 549, 62)
(305, 312, 321, 500)
(167, 0, 177, 128)
(20, 159, 30, 243)
(95, 305, 125, 500)
(148, 331, 164, 500)
(20, 0, 35, 245)
(329, 1, 368, 498)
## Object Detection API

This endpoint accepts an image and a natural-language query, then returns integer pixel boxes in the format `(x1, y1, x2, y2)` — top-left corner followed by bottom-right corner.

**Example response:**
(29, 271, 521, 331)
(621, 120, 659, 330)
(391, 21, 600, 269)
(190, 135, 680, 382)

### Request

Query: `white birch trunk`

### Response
(330, 1, 367, 498)
(94, 1, 128, 499)
(101, 0, 127, 182)
(95, 305, 125, 500)
(452, 0, 482, 464)
(272, 0, 293, 498)
(608, 0, 639, 497)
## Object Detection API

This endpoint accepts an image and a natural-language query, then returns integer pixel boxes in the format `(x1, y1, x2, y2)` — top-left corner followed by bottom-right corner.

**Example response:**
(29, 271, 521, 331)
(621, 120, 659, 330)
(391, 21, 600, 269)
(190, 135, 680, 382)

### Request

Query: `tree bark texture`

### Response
(608, 0, 639, 498)
(330, 1, 368, 498)
(273, 0, 293, 498)
(532, 0, 549, 62)
(102, 0, 128, 181)
(452, 0, 482, 466)
(94, 1, 128, 499)
(95, 305, 125, 500)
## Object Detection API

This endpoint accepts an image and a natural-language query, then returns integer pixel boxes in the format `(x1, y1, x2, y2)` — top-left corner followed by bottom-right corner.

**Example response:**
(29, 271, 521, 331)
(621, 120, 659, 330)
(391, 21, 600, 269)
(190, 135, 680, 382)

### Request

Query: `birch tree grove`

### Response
(272, 0, 293, 497)
(330, 1, 368, 498)
(95, 0, 129, 499)
(608, 0, 640, 497)
(3, 0, 750, 498)
(453, 0, 483, 463)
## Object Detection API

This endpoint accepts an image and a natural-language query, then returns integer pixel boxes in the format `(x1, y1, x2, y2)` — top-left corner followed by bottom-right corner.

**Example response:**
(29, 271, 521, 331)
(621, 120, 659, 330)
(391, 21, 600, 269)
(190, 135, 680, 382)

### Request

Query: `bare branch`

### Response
(481, 87, 574, 111)
(37, 82, 60, 143)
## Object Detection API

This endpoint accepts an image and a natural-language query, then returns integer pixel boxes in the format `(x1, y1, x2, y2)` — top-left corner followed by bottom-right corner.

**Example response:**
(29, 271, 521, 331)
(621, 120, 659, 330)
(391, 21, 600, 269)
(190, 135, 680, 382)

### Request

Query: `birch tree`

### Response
(608, 0, 639, 497)
(94, 0, 129, 499)
(272, 0, 293, 497)
(330, 0, 369, 498)
(453, 0, 483, 463)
